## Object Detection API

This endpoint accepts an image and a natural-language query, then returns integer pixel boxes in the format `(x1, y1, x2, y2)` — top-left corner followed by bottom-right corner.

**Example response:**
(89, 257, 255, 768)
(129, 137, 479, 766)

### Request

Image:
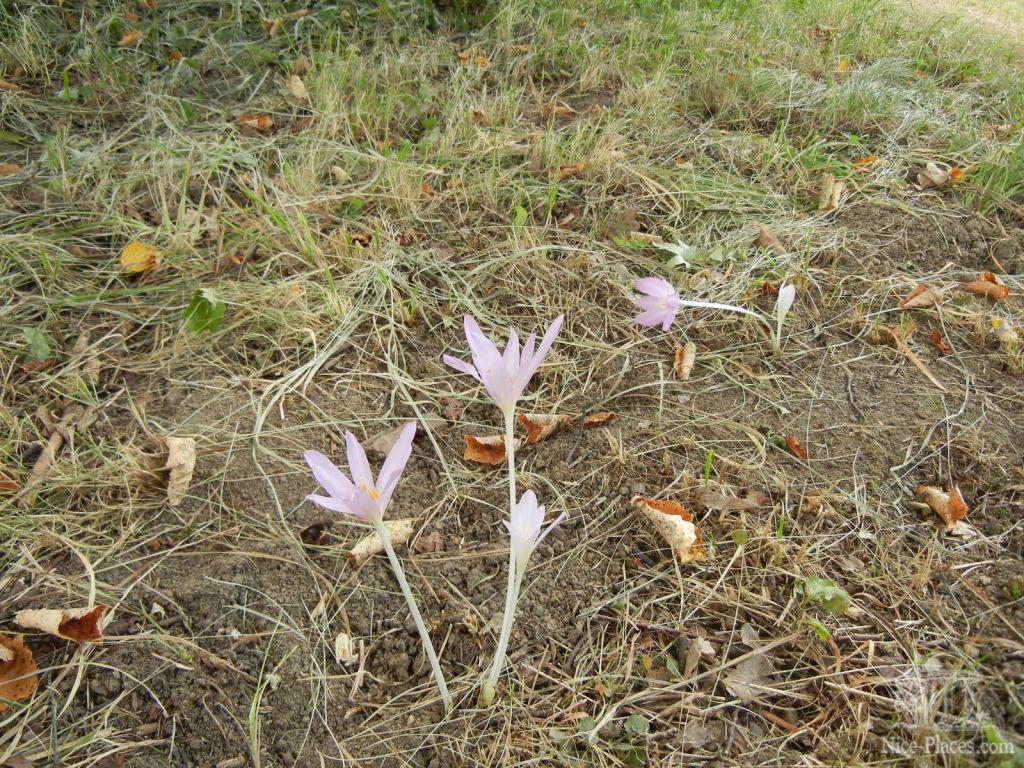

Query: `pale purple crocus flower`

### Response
(443, 314, 564, 416)
(304, 422, 416, 522)
(503, 490, 566, 573)
(634, 276, 681, 331)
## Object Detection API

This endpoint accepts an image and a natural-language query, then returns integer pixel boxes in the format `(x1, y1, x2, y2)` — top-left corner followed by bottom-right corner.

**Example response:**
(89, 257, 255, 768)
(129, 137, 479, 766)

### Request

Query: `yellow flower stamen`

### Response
(360, 482, 380, 501)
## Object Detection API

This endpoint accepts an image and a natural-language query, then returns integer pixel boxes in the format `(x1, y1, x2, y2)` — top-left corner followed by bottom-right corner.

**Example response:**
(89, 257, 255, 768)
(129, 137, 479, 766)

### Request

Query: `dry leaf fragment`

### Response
(464, 434, 524, 465)
(0, 635, 38, 712)
(756, 227, 786, 255)
(0, 77, 22, 91)
(784, 435, 808, 460)
(542, 102, 577, 119)
(557, 162, 586, 179)
(631, 496, 707, 563)
(299, 521, 334, 547)
(118, 28, 143, 46)
(15, 605, 109, 642)
(348, 519, 414, 564)
(724, 655, 776, 703)
(899, 283, 942, 309)
(915, 484, 969, 531)
(518, 413, 570, 444)
(236, 114, 274, 136)
(684, 635, 716, 677)
(817, 173, 845, 212)
(334, 632, 358, 665)
(673, 342, 696, 381)
(853, 154, 878, 168)
(0, 471, 20, 493)
(119, 241, 160, 273)
(0, 163, 21, 176)
(164, 436, 196, 506)
(288, 75, 308, 100)
(914, 162, 952, 190)
(929, 329, 951, 355)
(583, 412, 617, 429)
(413, 530, 445, 554)
(697, 488, 766, 512)
(963, 271, 1009, 302)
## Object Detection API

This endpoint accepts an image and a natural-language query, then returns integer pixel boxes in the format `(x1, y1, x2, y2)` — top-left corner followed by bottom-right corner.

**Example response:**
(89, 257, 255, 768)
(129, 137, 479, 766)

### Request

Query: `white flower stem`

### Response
(485, 410, 519, 692)
(374, 518, 452, 711)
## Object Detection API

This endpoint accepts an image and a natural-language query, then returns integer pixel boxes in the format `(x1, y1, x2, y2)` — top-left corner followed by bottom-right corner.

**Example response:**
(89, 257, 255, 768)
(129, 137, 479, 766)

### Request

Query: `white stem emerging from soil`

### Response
(485, 410, 519, 693)
(374, 518, 452, 711)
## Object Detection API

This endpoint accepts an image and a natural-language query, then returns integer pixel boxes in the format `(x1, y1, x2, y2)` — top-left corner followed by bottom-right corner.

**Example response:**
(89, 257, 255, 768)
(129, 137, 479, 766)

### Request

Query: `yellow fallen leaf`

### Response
(119, 28, 143, 46)
(915, 484, 969, 531)
(0, 163, 21, 176)
(119, 241, 160, 273)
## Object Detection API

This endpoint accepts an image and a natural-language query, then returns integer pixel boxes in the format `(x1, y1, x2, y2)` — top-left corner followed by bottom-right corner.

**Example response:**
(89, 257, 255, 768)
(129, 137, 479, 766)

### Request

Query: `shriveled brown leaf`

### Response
(784, 435, 808, 460)
(756, 227, 785, 255)
(673, 342, 696, 381)
(299, 521, 334, 547)
(963, 271, 1009, 302)
(15, 605, 109, 642)
(915, 484, 969, 531)
(724, 655, 776, 703)
(0, 635, 38, 713)
(583, 412, 617, 429)
(914, 162, 952, 190)
(413, 530, 445, 554)
(899, 283, 942, 309)
(236, 114, 274, 137)
(118, 28, 143, 46)
(929, 329, 951, 355)
(817, 173, 845, 212)
(0, 471, 20, 493)
(0, 163, 21, 177)
(697, 488, 767, 512)
(557, 162, 586, 180)
(631, 496, 707, 563)
(518, 413, 570, 444)
(464, 434, 524, 465)
(164, 436, 196, 506)
(348, 519, 414, 564)
(542, 102, 577, 119)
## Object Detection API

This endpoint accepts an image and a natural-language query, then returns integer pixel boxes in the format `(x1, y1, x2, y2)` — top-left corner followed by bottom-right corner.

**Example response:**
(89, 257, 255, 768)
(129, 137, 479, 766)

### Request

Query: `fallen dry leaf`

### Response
(631, 496, 707, 563)
(0, 163, 21, 176)
(724, 654, 776, 703)
(0, 77, 22, 91)
(914, 162, 952, 190)
(963, 271, 1009, 302)
(348, 518, 414, 564)
(164, 436, 196, 506)
(518, 413, 570, 444)
(674, 342, 696, 381)
(119, 241, 160, 273)
(15, 605, 109, 642)
(236, 114, 274, 137)
(557, 162, 586, 180)
(542, 102, 577, 119)
(853, 154, 878, 168)
(0, 635, 38, 713)
(929, 329, 951, 355)
(583, 412, 617, 429)
(334, 632, 358, 665)
(899, 283, 942, 309)
(915, 484, 969, 531)
(697, 488, 767, 512)
(464, 434, 524, 465)
(288, 75, 308, 100)
(261, 17, 282, 37)
(817, 173, 845, 213)
(757, 227, 786, 255)
(0, 471, 20, 493)
(299, 521, 334, 547)
(784, 435, 808, 460)
(684, 634, 716, 677)
(413, 529, 445, 554)
(118, 28, 143, 46)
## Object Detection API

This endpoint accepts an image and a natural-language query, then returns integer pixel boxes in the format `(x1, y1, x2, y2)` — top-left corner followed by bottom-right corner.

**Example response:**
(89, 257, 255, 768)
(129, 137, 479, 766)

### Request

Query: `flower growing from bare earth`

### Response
(481, 490, 565, 703)
(773, 282, 797, 354)
(304, 422, 452, 710)
(444, 313, 563, 705)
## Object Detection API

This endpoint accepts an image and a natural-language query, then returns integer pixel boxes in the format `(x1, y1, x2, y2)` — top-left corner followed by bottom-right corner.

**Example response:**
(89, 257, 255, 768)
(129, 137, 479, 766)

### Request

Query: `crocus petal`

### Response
(305, 493, 362, 517)
(463, 315, 503, 375)
(634, 308, 669, 328)
(520, 333, 537, 369)
(345, 432, 375, 492)
(661, 311, 677, 331)
(635, 276, 674, 297)
(514, 315, 563, 393)
(502, 328, 520, 372)
(376, 422, 416, 512)
(776, 284, 796, 319)
(443, 354, 481, 382)
(533, 511, 567, 549)
(304, 450, 356, 499)
(637, 295, 666, 312)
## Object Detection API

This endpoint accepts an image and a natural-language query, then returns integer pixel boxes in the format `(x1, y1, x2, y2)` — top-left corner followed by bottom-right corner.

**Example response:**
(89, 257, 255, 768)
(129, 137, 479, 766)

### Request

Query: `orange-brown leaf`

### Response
(853, 154, 878, 167)
(757, 227, 785, 255)
(631, 496, 707, 563)
(236, 114, 274, 136)
(899, 283, 941, 309)
(929, 329, 951, 355)
(963, 272, 1009, 302)
(673, 342, 696, 381)
(558, 162, 586, 180)
(784, 435, 808, 460)
(14, 606, 110, 642)
(583, 411, 617, 429)
(464, 435, 524, 465)
(118, 28, 143, 46)
(518, 414, 570, 444)
(0, 471, 20, 493)
(915, 484, 969, 530)
(0, 635, 39, 713)
(0, 163, 21, 177)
